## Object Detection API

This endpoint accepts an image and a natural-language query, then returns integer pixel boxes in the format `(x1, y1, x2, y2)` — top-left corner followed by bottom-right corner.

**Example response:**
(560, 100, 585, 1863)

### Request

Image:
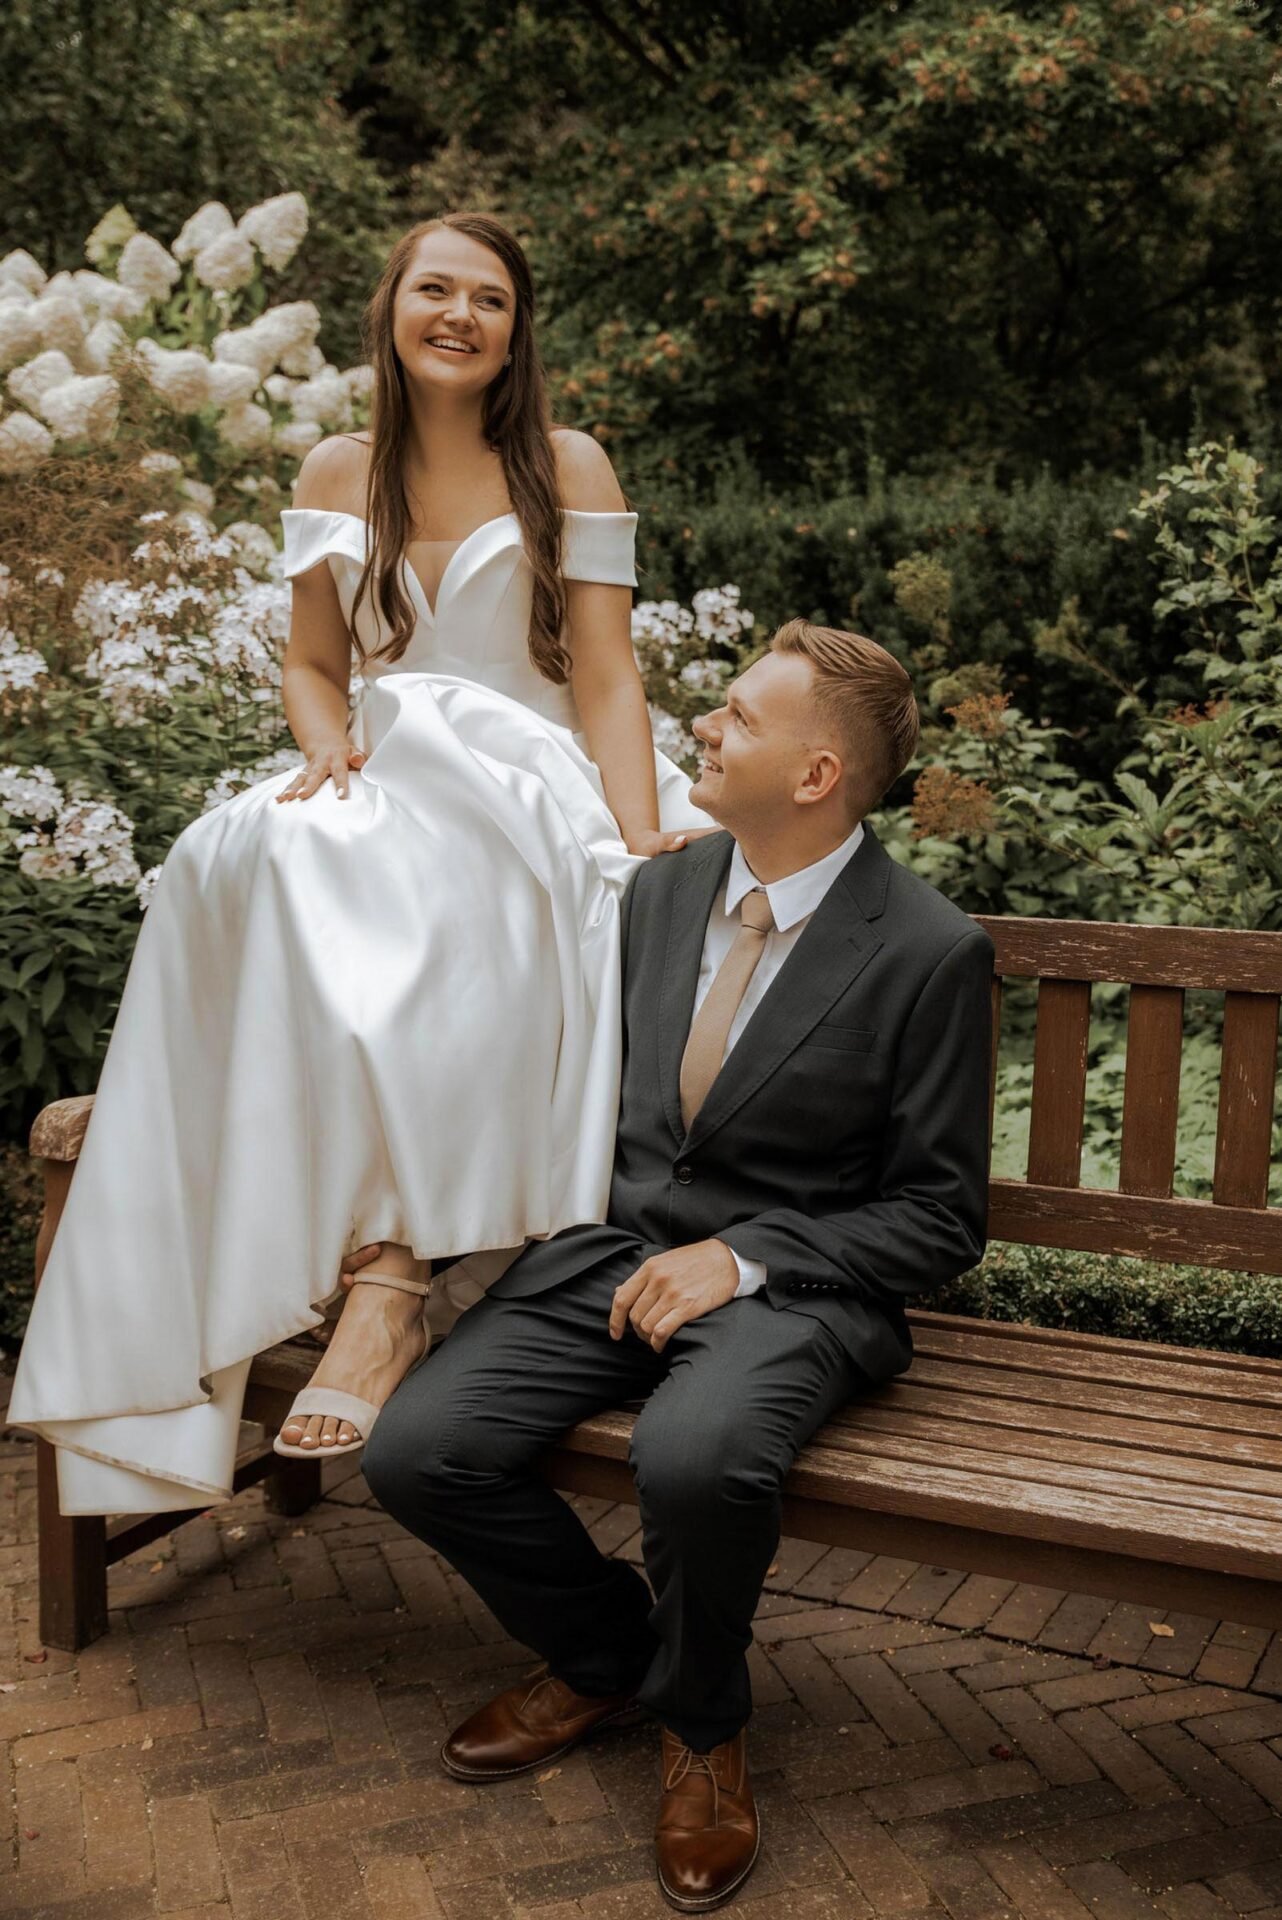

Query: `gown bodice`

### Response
(281, 506, 639, 733)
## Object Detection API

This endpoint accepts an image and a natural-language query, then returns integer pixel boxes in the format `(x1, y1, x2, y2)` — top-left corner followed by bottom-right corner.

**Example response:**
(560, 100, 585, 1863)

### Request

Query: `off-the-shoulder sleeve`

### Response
(560, 509, 638, 587)
(280, 508, 371, 580)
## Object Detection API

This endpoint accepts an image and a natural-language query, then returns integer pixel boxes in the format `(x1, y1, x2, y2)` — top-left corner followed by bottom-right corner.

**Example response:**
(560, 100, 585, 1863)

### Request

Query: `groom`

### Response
(363, 617, 993, 1913)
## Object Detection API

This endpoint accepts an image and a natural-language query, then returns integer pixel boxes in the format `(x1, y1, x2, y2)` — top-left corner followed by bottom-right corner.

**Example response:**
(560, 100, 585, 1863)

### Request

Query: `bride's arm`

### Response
(278, 440, 362, 803)
(558, 433, 684, 858)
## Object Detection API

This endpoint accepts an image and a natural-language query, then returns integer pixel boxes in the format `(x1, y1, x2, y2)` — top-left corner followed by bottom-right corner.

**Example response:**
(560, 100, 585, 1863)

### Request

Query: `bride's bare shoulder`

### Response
(292, 431, 372, 514)
(550, 427, 628, 513)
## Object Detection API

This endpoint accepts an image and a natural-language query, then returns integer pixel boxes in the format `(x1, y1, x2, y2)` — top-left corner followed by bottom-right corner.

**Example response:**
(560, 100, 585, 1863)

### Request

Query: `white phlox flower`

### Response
(7, 348, 77, 411)
(679, 657, 729, 692)
(0, 763, 64, 820)
(37, 374, 121, 444)
(172, 201, 235, 262)
(216, 400, 273, 452)
(136, 864, 162, 910)
(274, 418, 322, 458)
(647, 703, 697, 766)
(34, 567, 66, 588)
(202, 743, 303, 815)
(0, 411, 54, 472)
(38, 796, 142, 889)
(692, 584, 754, 644)
(84, 205, 138, 266)
(135, 339, 213, 411)
(0, 250, 46, 294)
(117, 233, 181, 304)
(0, 627, 48, 694)
(193, 229, 256, 294)
(237, 192, 308, 272)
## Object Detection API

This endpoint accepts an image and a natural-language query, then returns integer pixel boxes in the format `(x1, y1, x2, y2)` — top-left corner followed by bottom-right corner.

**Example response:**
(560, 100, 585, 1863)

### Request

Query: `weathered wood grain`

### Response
(975, 916, 1282, 993)
(1026, 979, 1091, 1187)
(1119, 984, 1184, 1197)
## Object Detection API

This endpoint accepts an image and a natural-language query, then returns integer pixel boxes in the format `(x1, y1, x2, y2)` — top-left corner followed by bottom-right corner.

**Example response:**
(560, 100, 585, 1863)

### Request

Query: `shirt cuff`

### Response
(729, 1248, 767, 1298)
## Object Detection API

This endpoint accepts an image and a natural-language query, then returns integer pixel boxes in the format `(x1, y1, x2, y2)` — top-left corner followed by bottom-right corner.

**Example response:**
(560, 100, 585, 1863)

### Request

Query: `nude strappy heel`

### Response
(273, 1270, 431, 1459)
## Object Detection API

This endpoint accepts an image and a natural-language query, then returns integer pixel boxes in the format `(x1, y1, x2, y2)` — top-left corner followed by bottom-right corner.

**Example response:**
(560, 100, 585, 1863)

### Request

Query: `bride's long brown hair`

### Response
(351, 213, 571, 681)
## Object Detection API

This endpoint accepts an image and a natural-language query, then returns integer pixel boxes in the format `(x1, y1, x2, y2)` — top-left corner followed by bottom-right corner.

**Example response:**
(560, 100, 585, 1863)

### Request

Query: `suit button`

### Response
(675, 1165, 694, 1185)
(787, 1280, 801, 1295)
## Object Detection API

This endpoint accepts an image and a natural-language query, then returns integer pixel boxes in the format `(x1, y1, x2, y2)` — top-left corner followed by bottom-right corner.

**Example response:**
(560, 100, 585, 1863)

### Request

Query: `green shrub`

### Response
(0, 1143, 41, 1347)
(939, 1242, 1282, 1362)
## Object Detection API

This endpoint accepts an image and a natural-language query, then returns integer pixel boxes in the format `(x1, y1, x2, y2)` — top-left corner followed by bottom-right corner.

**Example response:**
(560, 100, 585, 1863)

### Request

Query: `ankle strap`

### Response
(351, 1271, 430, 1298)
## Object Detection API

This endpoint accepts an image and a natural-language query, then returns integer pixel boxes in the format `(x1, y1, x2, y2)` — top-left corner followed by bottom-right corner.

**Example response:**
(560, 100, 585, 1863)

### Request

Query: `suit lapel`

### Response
(684, 823, 892, 1148)
(655, 832, 734, 1145)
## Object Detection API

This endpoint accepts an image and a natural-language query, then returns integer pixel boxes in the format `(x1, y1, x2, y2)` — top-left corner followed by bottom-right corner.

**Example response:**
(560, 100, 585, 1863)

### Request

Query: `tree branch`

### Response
(572, 0, 680, 85)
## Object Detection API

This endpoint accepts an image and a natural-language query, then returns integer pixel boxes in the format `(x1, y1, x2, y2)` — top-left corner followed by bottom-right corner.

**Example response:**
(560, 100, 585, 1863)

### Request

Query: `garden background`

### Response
(2, 0, 1281, 1351)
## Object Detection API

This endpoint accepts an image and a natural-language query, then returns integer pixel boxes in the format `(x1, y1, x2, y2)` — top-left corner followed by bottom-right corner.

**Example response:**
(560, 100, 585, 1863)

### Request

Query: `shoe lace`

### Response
(664, 1743, 723, 1826)
(519, 1667, 560, 1715)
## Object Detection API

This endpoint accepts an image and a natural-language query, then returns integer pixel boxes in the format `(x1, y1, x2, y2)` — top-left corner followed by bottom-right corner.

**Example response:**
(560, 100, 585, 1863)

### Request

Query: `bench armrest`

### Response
(30, 1095, 96, 1164)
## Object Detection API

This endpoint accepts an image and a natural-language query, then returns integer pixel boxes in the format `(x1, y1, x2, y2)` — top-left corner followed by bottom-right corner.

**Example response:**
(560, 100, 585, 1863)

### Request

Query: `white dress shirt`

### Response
(689, 820, 867, 1297)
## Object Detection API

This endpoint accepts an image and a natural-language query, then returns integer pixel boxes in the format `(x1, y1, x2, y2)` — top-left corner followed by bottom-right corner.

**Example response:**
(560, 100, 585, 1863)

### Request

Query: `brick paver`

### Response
(3, 1399, 1282, 1920)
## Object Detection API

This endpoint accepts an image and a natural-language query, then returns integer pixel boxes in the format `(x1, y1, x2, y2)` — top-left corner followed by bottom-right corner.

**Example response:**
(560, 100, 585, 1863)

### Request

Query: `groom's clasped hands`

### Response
(340, 1235, 741, 1353)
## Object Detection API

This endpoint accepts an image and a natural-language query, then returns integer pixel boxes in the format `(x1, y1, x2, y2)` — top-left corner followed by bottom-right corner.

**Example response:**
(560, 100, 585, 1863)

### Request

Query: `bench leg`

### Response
(264, 1453, 324, 1517)
(37, 1438, 109, 1651)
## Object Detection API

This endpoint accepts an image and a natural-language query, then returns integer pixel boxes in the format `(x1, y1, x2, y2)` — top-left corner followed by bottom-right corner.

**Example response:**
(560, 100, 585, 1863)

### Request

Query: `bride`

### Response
(10, 211, 706, 1511)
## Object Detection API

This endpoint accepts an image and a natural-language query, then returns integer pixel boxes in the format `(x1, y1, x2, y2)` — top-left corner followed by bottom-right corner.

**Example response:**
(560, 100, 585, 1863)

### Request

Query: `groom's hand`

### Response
(338, 1242, 384, 1292)
(609, 1239, 739, 1351)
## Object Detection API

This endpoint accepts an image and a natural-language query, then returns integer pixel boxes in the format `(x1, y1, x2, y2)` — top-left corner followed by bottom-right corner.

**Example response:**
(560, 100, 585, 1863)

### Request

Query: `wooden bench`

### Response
(22, 914, 1282, 1650)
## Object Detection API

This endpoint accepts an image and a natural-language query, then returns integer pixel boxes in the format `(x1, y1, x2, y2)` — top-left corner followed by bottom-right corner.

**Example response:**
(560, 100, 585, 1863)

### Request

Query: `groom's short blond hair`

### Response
(771, 618, 919, 811)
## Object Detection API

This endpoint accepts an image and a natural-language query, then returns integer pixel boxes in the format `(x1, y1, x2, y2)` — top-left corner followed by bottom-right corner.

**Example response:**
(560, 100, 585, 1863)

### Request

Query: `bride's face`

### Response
(392, 231, 517, 394)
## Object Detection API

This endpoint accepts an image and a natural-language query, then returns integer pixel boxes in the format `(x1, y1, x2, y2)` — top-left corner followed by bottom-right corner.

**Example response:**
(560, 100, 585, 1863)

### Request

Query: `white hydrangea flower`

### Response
(172, 201, 235, 262)
(217, 400, 273, 452)
(279, 340, 325, 378)
(202, 744, 303, 815)
(275, 418, 323, 458)
(344, 364, 375, 402)
(0, 250, 46, 294)
(180, 478, 216, 515)
(34, 565, 66, 587)
(0, 410, 54, 472)
(206, 359, 259, 407)
(84, 205, 138, 265)
(36, 373, 120, 443)
(0, 763, 63, 818)
(0, 278, 34, 307)
(222, 520, 277, 573)
(138, 450, 183, 475)
(81, 317, 128, 373)
(75, 273, 146, 323)
(263, 373, 298, 404)
(0, 300, 41, 371)
(135, 339, 212, 411)
(117, 233, 181, 304)
(238, 192, 308, 271)
(0, 627, 48, 694)
(289, 366, 352, 429)
(8, 348, 77, 410)
(193, 229, 256, 293)
(29, 292, 88, 360)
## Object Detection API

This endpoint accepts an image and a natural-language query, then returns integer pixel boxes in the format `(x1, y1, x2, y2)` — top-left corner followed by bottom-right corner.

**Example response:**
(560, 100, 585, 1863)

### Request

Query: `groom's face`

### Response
(689, 652, 832, 832)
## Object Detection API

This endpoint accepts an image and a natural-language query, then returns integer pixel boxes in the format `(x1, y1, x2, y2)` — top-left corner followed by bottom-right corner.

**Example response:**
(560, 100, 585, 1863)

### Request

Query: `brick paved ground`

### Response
(3, 1410, 1282, 1920)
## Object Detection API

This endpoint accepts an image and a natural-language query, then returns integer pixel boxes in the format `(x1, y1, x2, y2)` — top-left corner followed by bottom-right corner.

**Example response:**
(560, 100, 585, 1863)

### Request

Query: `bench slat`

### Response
(1119, 984, 1184, 1198)
(1026, 979, 1091, 1187)
(907, 1354, 1282, 1438)
(912, 1323, 1282, 1408)
(1214, 991, 1280, 1209)
(989, 1178, 1282, 1274)
(978, 918, 1282, 994)
(871, 1380, 1282, 1473)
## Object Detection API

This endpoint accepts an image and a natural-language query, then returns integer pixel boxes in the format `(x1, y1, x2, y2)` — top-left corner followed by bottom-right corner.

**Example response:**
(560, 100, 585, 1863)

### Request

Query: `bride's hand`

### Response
(277, 742, 368, 803)
(627, 827, 720, 859)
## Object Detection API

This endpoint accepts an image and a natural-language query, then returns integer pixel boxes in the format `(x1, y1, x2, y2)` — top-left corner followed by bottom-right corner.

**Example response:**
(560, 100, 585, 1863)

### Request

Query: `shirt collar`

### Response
(725, 820, 866, 934)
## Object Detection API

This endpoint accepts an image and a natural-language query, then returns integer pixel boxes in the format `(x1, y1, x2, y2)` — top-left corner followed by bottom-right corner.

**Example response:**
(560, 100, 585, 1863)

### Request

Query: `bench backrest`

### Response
(975, 916, 1282, 1277)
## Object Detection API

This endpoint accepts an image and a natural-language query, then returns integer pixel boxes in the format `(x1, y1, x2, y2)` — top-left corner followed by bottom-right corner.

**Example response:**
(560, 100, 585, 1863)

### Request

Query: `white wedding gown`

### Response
(10, 506, 703, 1513)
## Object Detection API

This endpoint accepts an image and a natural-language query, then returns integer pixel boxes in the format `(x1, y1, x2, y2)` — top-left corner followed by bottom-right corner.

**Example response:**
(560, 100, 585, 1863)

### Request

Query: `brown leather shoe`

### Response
(655, 1726, 760, 1912)
(440, 1665, 643, 1782)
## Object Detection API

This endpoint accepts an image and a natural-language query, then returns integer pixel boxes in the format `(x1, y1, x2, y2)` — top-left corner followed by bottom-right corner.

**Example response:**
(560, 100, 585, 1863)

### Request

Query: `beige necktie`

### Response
(679, 888, 776, 1130)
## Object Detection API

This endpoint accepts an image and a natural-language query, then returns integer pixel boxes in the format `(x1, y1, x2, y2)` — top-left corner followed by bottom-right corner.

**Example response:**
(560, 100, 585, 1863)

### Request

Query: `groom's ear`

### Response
(795, 747, 844, 809)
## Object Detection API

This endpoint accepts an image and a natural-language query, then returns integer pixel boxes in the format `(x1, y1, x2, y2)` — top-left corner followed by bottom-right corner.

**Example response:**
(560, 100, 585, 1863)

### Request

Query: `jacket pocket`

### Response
(801, 1023, 878, 1053)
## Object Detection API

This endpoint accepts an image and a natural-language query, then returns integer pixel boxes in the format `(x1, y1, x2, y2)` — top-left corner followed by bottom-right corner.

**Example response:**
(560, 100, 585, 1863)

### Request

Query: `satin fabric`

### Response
(10, 507, 704, 1513)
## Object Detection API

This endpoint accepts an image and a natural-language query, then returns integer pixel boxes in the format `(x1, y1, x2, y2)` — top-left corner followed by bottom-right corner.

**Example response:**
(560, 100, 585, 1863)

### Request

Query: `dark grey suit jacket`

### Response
(491, 822, 994, 1386)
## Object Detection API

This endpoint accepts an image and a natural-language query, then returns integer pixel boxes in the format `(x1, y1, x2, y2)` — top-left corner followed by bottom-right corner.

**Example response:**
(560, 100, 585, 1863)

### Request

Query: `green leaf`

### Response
(40, 971, 65, 1023)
